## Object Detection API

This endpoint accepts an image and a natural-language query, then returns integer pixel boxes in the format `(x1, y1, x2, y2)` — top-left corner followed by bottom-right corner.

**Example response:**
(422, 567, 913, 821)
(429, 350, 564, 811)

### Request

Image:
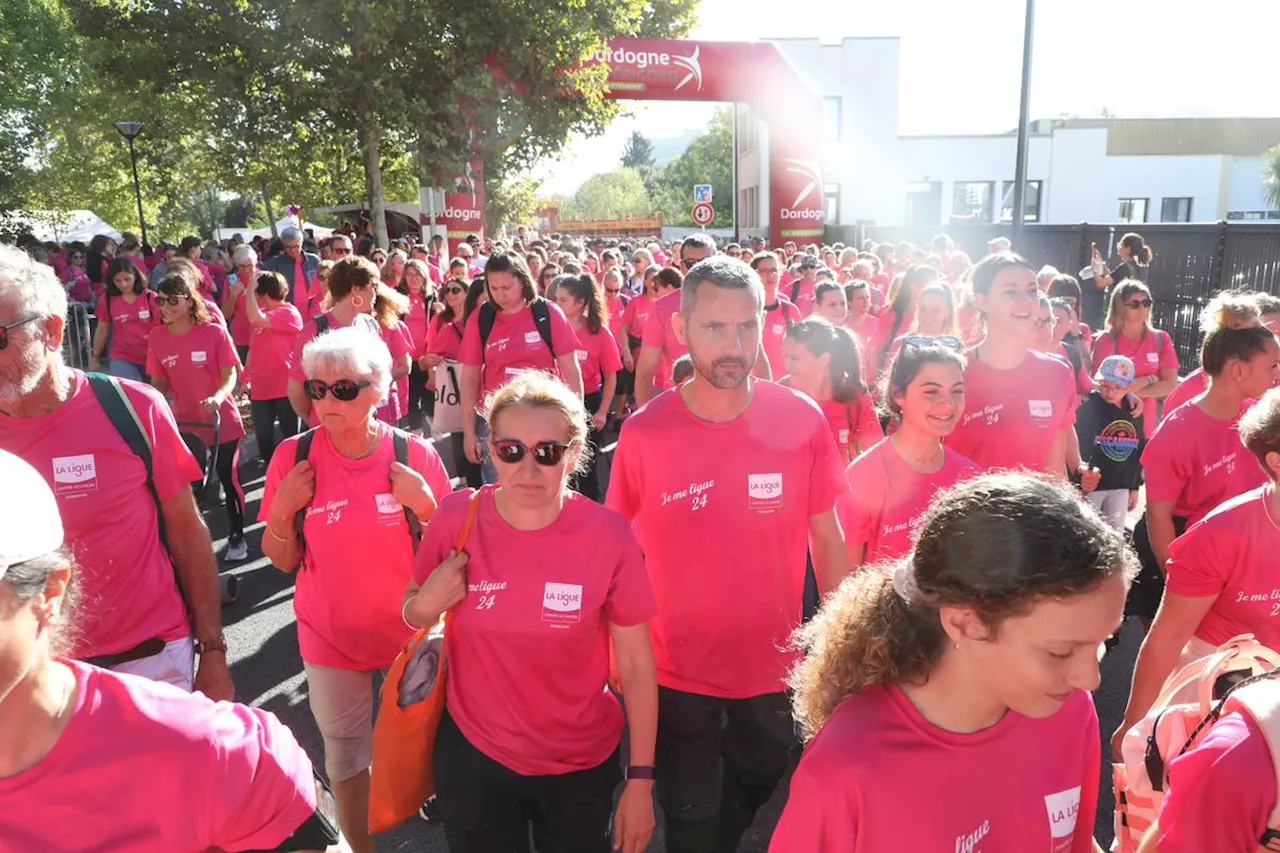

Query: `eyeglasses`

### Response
(0, 315, 40, 350)
(679, 256, 697, 268)
(443, 285, 466, 296)
(1125, 298, 1153, 309)
(490, 439, 571, 466)
(302, 378, 371, 401)
(331, 247, 352, 256)
(606, 287, 622, 296)
(901, 334, 964, 351)
(155, 295, 187, 306)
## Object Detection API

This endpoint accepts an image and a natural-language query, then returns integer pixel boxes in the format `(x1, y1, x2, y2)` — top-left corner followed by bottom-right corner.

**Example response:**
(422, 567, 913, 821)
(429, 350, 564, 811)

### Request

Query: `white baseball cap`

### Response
(0, 449, 63, 582)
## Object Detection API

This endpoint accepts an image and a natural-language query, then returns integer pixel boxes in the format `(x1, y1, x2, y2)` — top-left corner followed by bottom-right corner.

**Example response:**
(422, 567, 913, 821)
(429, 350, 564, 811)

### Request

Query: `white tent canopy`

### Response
(214, 216, 335, 243)
(18, 210, 122, 244)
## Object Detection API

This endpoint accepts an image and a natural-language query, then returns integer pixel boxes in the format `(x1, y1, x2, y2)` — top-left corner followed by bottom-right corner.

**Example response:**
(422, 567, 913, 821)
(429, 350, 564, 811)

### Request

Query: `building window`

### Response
(1160, 197, 1192, 222)
(1117, 198, 1148, 223)
(1000, 180, 1043, 222)
(906, 182, 942, 227)
(952, 181, 994, 222)
(824, 183, 841, 224)
(824, 97, 842, 142)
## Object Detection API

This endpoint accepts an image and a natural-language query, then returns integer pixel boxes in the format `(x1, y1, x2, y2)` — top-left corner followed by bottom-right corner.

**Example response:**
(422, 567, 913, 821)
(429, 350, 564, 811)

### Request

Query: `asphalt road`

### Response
(209, 442, 1143, 852)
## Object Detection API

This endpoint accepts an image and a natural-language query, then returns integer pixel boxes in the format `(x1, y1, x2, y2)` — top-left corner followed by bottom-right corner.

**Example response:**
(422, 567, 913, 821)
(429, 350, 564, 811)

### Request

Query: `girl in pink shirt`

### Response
(782, 318, 882, 465)
(425, 277, 484, 488)
(884, 282, 959, 372)
(875, 264, 938, 375)
(1090, 280, 1180, 438)
(244, 271, 304, 465)
(839, 338, 977, 567)
(397, 259, 438, 432)
(403, 372, 657, 853)
(1114, 388, 1280, 762)
(555, 273, 622, 502)
(1130, 292, 1278, 627)
(773, 473, 1134, 853)
(90, 257, 159, 381)
(147, 271, 249, 560)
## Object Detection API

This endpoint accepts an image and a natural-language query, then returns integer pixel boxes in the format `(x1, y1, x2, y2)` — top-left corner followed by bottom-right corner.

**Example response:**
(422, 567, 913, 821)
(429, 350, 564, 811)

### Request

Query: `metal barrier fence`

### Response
(63, 302, 93, 370)
(828, 221, 1280, 372)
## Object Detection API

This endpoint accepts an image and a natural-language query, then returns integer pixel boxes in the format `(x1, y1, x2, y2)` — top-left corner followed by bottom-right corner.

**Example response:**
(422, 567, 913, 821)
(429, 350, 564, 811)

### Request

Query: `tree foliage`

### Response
(621, 130, 656, 170)
(563, 168, 652, 219)
(1263, 143, 1280, 211)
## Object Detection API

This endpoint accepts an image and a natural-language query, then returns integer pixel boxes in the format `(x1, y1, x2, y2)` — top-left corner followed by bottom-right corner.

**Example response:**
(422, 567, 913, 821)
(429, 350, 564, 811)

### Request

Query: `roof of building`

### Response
(1091, 118, 1280, 156)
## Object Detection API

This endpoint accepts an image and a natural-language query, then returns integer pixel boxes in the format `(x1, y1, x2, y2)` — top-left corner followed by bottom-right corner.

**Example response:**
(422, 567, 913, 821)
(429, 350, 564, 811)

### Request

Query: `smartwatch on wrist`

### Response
(625, 765, 655, 781)
(195, 633, 228, 655)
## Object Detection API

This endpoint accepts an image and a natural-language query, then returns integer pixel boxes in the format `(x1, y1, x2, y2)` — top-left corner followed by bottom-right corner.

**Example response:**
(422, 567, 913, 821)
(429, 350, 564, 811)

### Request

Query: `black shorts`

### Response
(615, 367, 635, 396)
(1128, 513, 1188, 620)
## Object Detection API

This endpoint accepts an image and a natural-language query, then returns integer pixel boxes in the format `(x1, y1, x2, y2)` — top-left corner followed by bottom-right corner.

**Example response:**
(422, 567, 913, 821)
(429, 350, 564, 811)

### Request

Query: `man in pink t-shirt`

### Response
(607, 255, 848, 853)
(0, 247, 233, 701)
(634, 234, 716, 405)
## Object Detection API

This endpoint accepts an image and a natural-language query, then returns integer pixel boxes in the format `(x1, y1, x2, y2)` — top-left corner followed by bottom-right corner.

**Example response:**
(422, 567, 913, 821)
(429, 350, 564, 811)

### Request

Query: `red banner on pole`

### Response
(439, 156, 485, 260)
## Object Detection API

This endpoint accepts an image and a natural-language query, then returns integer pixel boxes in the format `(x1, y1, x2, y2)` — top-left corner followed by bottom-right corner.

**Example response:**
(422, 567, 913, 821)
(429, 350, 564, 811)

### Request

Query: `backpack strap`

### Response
(1224, 678, 1280, 840)
(313, 313, 330, 336)
(390, 427, 424, 549)
(530, 298, 556, 359)
(478, 301, 497, 348)
(291, 428, 319, 539)
(790, 278, 801, 304)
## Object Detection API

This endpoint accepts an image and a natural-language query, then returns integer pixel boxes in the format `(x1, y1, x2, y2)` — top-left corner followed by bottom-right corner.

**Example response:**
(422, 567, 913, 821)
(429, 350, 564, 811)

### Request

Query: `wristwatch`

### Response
(195, 633, 228, 655)
(625, 765, 655, 781)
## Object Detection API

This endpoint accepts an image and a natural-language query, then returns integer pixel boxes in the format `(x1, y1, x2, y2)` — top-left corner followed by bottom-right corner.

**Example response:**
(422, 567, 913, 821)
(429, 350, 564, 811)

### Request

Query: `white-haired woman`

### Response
(259, 326, 452, 853)
(404, 371, 658, 853)
(222, 244, 259, 364)
(0, 448, 351, 852)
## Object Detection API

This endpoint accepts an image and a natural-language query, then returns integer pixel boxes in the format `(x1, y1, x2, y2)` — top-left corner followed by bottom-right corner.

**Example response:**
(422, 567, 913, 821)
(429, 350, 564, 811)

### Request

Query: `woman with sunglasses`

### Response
(773, 474, 1132, 853)
(1127, 292, 1278, 632)
(423, 277, 483, 485)
(222, 244, 260, 365)
(944, 253, 1080, 476)
(403, 372, 657, 853)
(1090, 280, 1178, 438)
(243, 271, 303, 466)
(782, 318, 882, 467)
(62, 243, 93, 304)
(839, 338, 973, 568)
(536, 262, 561, 297)
(146, 272, 249, 562)
(460, 252, 583, 483)
(396, 259, 438, 433)
(261, 326, 451, 853)
(90, 256, 160, 381)
(554, 273, 622, 501)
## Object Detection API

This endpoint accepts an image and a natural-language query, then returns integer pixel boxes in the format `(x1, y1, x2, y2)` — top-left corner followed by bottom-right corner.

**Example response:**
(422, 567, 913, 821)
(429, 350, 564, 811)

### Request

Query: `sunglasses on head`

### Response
(303, 378, 371, 401)
(490, 439, 570, 466)
(0, 315, 40, 350)
(443, 285, 466, 296)
(155, 295, 186, 306)
(1126, 298, 1153, 309)
(901, 334, 964, 351)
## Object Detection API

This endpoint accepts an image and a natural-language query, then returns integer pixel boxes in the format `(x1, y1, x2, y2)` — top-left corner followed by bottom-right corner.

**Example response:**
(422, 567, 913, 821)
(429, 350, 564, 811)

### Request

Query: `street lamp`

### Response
(114, 120, 148, 247)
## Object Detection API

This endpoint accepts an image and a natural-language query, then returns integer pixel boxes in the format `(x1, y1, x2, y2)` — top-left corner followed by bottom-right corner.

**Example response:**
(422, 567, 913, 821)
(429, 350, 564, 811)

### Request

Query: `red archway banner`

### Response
(586, 38, 826, 242)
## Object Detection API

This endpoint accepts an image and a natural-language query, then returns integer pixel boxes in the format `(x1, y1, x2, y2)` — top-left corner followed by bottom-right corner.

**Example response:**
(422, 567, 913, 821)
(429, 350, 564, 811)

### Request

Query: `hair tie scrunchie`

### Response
(892, 562, 918, 605)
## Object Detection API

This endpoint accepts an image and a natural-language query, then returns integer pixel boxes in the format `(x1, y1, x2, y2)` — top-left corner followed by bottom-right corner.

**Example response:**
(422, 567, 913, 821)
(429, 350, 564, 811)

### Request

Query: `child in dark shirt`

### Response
(1077, 355, 1145, 529)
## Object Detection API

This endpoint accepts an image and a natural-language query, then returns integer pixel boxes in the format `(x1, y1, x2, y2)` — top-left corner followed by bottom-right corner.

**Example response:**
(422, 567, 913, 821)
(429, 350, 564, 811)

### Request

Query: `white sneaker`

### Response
(225, 537, 249, 562)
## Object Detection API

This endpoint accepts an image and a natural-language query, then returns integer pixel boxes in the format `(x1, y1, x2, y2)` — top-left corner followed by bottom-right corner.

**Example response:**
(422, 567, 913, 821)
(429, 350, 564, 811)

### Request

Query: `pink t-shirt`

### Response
(1161, 368, 1207, 421)
(574, 324, 624, 396)
(1154, 712, 1275, 853)
(428, 315, 465, 361)
(622, 293, 654, 345)
(0, 372, 200, 657)
(945, 349, 1078, 473)
(412, 488, 655, 775)
(640, 291, 687, 391)
(762, 298, 802, 380)
(1165, 484, 1280, 647)
(404, 292, 433, 357)
(146, 322, 246, 446)
(96, 290, 160, 365)
(460, 302, 580, 400)
(839, 439, 979, 563)
(0, 661, 316, 852)
(790, 278, 817, 317)
(259, 424, 452, 670)
(771, 685, 1100, 853)
(247, 303, 304, 401)
(846, 314, 884, 385)
(384, 319, 413, 423)
(607, 381, 845, 698)
(66, 266, 92, 303)
(606, 295, 628, 347)
(1091, 328, 1179, 437)
(228, 286, 252, 346)
(1141, 401, 1265, 525)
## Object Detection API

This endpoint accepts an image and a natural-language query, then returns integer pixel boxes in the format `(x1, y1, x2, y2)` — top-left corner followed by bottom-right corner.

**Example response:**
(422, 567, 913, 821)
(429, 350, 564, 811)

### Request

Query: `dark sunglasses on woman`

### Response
(303, 378, 371, 401)
(155, 295, 185, 306)
(1126, 298, 1153, 309)
(489, 439, 570, 466)
(443, 285, 466, 296)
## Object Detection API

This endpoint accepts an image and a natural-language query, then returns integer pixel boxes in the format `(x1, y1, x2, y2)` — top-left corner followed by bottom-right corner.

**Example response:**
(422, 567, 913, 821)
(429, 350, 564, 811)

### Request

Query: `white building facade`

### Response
(735, 37, 1280, 234)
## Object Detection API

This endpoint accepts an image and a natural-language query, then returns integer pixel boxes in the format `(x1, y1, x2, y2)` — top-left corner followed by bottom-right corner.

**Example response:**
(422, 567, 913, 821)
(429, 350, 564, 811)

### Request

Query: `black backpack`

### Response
(290, 426, 424, 558)
(478, 298, 555, 358)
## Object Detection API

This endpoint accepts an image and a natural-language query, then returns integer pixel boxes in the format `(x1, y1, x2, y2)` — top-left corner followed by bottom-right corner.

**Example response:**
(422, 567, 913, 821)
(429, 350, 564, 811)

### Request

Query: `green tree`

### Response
(621, 130, 656, 170)
(653, 106, 734, 228)
(1263, 142, 1280, 211)
(563, 168, 652, 219)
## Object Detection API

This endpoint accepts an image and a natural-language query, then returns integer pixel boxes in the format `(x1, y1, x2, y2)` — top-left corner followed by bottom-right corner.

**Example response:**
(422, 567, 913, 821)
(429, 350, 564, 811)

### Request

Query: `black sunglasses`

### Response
(901, 334, 964, 351)
(0, 315, 40, 350)
(155, 295, 185, 306)
(1126, 298, 1153, 309)
(490, 439, 570, 466)
(331, 247, 352, 256)
(303, 378, 371, 401)
(443, 285, 466, 296)
(606, 287, 622, 295)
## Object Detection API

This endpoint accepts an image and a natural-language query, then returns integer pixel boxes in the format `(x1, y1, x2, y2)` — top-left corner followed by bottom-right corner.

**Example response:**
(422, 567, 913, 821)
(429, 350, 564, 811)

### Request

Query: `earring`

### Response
(953, 642, 961, 651)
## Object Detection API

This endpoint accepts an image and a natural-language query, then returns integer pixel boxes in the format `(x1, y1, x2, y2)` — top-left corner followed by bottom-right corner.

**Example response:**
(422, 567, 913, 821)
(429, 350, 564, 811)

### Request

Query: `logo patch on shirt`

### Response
(1147, 352, 1159, 364)
(1045, 786, 1081, 847)
(191, 350, 208, 364)
(52, 454, 98, 496)
(747, 473, 783, 510)
(542, 582, 583, 625)
(1028, 399, 1053, 418)
(838, 428, 850, 446)
(575, 349, 589, 361)
(137, 309, 150, 321)
(524, 331, 542, 345)
(374, 492, 402, 523)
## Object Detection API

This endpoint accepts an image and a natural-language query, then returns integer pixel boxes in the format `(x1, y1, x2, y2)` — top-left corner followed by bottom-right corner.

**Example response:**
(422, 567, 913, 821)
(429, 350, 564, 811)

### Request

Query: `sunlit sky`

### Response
(534, 0, 1280, 195)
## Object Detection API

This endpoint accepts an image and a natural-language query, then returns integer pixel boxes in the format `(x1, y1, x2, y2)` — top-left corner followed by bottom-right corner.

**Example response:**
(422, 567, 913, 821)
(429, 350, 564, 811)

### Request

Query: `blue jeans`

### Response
(477, 412, 497, 485)
(108, 359, 146, 381)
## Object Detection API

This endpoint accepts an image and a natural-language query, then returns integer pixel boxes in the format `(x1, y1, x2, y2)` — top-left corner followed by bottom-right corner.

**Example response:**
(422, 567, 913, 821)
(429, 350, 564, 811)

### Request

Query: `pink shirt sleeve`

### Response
(1165, 517, 1231, 598)
(145, 330, 166, 382)
(855, 396, 882, 444)
(548, 302, 581, 356)
(598, 328, 624, 375)
(411, 491, 471, 585)
(1159, 329, 1181, 373)
(604, 425, 641, 522)
(409, 435, 453, 509)
(386, 321, 412, 359)
(1155, 713, 1275, 853)
(601, 523, 656, 627)
(124, 380, 203, 501)
(257, 436, 296, 524)
(1141, 429, 1187, 505)
(769, 752, 860, 852)
(459, 310, 484, 367)
(807, 410, 846, 513)
(267, 305, 304, 333)
(640, 304, 665, 348)
(289, 321, 319, 383)
(213, 324, 238, 370)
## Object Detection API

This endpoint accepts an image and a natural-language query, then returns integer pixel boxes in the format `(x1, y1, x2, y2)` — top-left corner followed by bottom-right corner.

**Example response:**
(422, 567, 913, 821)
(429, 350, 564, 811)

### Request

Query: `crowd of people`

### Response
(2, 218, 1280, 853)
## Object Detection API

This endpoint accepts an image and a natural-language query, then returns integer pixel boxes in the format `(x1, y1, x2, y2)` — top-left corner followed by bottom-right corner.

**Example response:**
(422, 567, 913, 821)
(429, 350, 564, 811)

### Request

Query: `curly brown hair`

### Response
(788, 472, 1136, 740)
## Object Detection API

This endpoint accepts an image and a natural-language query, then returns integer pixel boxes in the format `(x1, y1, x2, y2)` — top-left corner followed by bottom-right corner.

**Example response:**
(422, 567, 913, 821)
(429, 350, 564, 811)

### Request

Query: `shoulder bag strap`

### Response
(390, 427, 423, 546)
